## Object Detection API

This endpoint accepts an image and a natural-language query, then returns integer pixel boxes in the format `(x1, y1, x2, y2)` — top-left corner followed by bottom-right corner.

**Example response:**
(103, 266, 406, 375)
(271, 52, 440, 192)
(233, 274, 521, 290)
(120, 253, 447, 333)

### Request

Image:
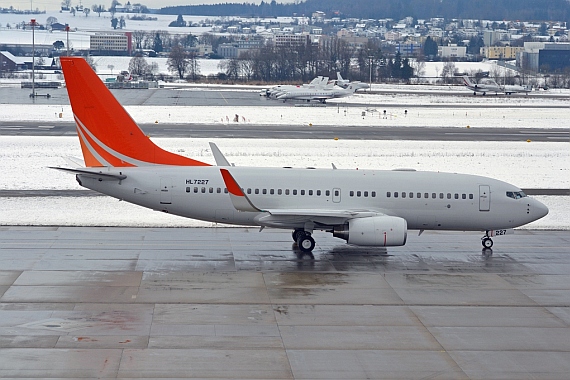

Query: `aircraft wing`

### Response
(219, 168, 383, 225)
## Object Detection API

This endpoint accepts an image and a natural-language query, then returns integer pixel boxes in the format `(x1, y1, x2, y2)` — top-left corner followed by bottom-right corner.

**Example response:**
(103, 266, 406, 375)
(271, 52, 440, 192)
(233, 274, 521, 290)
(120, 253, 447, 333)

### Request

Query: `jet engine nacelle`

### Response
(333, 216, 408, 247)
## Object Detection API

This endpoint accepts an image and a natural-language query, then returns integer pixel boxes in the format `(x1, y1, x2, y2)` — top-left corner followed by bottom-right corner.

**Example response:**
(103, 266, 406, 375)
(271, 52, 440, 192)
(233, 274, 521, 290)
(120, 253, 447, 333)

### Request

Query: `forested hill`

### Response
(161, 0, 570, 22)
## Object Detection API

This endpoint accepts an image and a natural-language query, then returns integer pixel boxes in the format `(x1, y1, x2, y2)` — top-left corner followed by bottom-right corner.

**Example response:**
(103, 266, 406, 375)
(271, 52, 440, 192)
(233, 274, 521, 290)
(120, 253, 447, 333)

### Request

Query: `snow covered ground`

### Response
(2, 96, 570, 129)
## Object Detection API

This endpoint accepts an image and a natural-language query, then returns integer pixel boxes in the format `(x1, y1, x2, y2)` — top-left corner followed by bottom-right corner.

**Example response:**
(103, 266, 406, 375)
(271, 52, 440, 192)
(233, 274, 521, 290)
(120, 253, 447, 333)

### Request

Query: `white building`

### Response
(439, 45, 467, 58)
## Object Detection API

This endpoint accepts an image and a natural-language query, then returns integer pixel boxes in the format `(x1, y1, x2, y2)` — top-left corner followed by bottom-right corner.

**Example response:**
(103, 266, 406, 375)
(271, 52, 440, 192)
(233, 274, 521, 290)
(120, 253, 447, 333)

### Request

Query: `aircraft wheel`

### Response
(297, 235, 315, 252)
(292, 229, 305, 242)
(482, 237, 493, 249)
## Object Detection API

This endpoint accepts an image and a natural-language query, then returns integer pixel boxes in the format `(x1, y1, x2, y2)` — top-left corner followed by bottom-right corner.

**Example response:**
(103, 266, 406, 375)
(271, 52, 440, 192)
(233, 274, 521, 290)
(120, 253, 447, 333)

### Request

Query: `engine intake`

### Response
(333, 216, 408, 247)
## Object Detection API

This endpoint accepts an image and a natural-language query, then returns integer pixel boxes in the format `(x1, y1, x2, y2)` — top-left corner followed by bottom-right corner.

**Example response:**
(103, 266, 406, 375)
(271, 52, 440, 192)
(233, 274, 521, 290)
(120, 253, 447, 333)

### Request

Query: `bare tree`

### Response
(46, 16, 58, 26)
(128, 56, 150, 76)
(92, 4, 105, 16)
(187, 51, 200, 81)
(167, 44, 189, 79)
(441, 61, 457, 84)
(132, 30, 147, 50)
(219, 58, 240, 80)
(238, 50, 255, 81)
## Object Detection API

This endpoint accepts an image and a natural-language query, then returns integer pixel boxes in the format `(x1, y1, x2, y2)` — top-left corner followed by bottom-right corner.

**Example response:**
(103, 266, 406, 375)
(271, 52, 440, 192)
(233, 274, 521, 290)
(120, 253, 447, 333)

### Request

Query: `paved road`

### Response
(1, 121, 568, 141)
(1, 227, 570, 378)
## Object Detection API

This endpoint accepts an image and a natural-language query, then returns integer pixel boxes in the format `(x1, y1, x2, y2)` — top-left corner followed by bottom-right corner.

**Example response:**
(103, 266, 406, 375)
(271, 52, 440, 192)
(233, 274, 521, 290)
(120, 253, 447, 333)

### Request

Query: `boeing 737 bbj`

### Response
(53, 57, 548, 252)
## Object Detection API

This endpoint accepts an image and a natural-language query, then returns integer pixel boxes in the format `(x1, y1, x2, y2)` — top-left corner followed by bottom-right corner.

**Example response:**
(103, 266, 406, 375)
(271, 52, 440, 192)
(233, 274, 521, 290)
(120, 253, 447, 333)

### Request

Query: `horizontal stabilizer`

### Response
(50, 167, 127, 181)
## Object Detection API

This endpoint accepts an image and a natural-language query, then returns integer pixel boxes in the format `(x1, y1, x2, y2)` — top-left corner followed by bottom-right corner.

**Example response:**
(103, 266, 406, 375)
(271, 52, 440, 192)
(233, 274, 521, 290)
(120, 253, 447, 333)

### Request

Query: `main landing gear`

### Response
(292, 229, 315, 252)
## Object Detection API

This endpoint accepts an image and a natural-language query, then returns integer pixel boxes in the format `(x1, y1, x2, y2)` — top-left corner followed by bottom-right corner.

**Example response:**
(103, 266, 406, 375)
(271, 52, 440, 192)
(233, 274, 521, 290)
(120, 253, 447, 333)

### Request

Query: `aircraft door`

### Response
(479, 185, 490, 211)
(332, 188, 341, 203)
(160, 177, 172, 205)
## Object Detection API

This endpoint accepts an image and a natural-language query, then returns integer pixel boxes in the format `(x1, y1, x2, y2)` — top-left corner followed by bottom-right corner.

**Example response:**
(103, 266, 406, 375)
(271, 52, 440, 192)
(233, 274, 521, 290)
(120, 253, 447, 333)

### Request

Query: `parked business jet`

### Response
(462, 75, 502, 95)
(335, 72, 370, 91)
(503, 83, 532, 95)
(53, 57, 548, 252)
(276, 83, 359, 103)
(263, 76, 329, 98)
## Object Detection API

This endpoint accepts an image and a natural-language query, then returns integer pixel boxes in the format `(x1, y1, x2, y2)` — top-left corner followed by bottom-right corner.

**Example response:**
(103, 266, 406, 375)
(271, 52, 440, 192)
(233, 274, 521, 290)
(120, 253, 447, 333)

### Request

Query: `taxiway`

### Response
(1, 227, 570, 379)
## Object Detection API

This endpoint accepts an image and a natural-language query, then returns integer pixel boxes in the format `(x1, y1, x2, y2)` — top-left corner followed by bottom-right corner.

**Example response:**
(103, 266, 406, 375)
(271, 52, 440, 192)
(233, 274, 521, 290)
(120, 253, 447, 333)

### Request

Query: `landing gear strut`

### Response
(292, 228, 315, 252)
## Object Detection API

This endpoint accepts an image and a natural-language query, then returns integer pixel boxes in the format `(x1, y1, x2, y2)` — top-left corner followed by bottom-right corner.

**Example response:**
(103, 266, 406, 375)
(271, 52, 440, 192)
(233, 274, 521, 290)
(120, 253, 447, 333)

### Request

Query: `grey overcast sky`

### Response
(1, 0, 268, 12)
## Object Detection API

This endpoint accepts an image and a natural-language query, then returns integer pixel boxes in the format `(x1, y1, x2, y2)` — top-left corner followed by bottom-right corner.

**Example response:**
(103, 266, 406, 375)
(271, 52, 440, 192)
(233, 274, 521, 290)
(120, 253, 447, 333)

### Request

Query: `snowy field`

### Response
(0, 136, 568, 229)
(2, 99, 570, 129)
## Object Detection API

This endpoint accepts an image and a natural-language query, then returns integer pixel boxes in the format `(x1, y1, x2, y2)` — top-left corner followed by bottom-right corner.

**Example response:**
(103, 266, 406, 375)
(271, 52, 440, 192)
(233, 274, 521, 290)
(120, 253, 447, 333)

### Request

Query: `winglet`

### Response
(209, 142, 232, 166)
(220, 169, 261, 212)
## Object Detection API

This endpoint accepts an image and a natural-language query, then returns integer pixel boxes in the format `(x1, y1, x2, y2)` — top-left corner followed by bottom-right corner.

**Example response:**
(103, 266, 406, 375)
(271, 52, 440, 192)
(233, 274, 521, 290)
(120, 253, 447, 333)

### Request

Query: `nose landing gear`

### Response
(292, 228, 316, 252)
(481, 232, 494, 249)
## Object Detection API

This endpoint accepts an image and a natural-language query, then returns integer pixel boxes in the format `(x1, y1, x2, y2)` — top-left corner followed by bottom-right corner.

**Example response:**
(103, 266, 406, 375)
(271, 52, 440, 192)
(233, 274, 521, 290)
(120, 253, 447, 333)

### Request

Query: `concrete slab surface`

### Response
(0, 227, 569, 379)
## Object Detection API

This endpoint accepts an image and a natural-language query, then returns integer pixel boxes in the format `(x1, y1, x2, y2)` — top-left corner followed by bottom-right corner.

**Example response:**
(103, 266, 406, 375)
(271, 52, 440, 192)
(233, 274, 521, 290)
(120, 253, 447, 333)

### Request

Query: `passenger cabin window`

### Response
(387, 192, 391, 198)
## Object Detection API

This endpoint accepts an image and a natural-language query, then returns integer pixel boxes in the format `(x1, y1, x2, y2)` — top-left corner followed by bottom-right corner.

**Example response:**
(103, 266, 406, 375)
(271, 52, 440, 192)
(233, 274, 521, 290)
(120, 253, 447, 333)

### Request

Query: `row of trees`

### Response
(216, 40, 414, 83)
(161, 0, 570, 23)
(131, 30, 197, 53)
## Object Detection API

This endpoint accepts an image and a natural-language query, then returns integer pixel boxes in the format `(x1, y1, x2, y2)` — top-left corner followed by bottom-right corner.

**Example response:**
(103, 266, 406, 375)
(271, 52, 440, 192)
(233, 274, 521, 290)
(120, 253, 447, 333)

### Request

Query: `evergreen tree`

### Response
(423, 36, 438, 57)
(153, 32, 163, 53)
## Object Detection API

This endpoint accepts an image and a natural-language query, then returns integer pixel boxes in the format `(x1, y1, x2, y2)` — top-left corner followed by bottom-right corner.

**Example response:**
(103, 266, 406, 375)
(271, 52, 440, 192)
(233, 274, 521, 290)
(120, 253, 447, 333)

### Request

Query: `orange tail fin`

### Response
(60, 57, 209, 167)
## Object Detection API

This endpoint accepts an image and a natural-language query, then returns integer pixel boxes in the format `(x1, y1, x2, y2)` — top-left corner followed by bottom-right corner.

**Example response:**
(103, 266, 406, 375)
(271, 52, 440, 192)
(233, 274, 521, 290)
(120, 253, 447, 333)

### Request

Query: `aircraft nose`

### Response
(532, 198, 549, 220)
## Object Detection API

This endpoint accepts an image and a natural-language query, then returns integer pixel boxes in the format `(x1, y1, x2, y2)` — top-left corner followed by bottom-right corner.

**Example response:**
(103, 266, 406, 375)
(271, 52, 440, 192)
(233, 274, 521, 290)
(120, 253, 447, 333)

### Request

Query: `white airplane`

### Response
(53, 57, 549, 252)
(263, 76, 329, 98)
(276, 83, 359, 103)
(462, 75, 502, 95)
(335, 72, 370, 91)
(503, 83, 532, 95)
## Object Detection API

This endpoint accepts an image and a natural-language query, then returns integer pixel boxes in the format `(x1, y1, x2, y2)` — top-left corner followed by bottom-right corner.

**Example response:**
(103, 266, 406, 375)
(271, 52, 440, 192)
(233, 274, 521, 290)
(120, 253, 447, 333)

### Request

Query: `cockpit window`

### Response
(506, 191, 527, 199)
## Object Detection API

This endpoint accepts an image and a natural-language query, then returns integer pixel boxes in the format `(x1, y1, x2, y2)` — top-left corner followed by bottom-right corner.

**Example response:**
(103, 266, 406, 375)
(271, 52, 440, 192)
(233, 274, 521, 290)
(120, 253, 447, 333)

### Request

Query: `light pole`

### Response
(368, 56, 373, 93)
(30, 18, 36, 98)
(65, 25, 70, 56)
